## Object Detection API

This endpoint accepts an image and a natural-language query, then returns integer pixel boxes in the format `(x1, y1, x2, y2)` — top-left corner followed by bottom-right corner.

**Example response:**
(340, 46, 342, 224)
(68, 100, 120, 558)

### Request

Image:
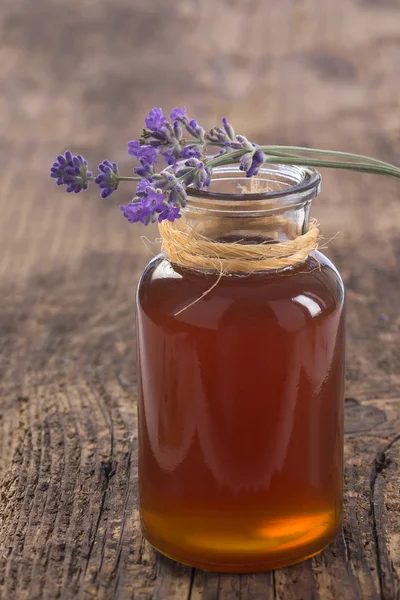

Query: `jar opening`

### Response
(187, 164, 321, 203)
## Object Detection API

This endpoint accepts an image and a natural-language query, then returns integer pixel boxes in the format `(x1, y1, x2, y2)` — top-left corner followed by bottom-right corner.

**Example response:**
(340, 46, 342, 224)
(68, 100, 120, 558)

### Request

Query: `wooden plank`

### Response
(0, 0, 399, 598)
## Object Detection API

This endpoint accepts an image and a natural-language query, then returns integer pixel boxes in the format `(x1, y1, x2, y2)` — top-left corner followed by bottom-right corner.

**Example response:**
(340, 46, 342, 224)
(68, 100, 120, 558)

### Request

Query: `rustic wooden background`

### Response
(0, 0, 399, 598)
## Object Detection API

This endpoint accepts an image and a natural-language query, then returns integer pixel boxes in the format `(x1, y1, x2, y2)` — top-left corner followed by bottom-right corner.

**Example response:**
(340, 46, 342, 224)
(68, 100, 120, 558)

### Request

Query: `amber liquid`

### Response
(136, 252, 345, 572)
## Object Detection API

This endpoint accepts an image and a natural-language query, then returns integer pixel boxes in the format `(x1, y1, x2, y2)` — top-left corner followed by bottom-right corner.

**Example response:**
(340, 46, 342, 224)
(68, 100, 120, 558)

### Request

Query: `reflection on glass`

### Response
(293, 293, 323, 318)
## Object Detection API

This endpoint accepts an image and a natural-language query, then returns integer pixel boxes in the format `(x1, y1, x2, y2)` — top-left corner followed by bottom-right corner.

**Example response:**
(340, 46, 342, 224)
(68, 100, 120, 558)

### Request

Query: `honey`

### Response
(136, 250, 344, 572)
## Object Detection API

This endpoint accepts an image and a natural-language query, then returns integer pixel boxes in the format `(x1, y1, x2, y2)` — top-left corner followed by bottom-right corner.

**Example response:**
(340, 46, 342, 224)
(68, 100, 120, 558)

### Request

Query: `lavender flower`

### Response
(222, 134, 254, 151)
(173, 120, 183, 141)
(120, 201, 148, 224)
(141, 120, 181, 165)
(246, 149, 265, 177)
(145, 125, 172, 145)
(151, 171, 176, 190)
(206, 126, 230, 144)
(140, 107, 207, 167)
(127, 140, 140, 156)
(142, 187, 166, 214)
(239, 152, 253, 173)
(128, 140, 158, 164)
(144, 108, 166, 131)
(161, 148, 178, 166)
(222, 117, 235, 141)
(134, 158, 155, 178)
(168, 182, 187, 207)
(197, 165, 211, 188)
(235, 135, 254, 151)
(158, 204, 181, 223)
(136, 178, 153, 194)
(120, 185, 181, 225)
(184, 158, 211, 189)
(183, 118, 205, 141)
(152, 170, 188, 207)
(50, 151, 92, 193)
(94, 160, 120, 198)
(170, 107, 187, 120)
(181, 145, 202, 159)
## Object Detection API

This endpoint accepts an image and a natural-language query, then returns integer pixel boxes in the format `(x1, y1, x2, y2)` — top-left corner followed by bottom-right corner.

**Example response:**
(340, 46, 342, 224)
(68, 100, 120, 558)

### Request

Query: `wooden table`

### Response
(0, 1, 399, 598)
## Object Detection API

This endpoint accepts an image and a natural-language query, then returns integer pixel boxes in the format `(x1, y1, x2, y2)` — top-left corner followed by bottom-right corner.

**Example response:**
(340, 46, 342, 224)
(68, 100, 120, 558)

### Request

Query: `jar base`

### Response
(146, 535, 336, 573)
(141, 510, 341, 573)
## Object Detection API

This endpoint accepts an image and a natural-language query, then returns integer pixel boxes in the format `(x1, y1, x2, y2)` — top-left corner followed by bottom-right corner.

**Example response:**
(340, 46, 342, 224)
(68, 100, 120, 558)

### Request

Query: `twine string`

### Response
(159, 218, 320, 275)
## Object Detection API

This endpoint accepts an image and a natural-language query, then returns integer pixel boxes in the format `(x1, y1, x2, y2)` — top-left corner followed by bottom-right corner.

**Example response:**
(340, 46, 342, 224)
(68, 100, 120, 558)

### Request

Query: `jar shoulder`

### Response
(137, 251, 344, 322)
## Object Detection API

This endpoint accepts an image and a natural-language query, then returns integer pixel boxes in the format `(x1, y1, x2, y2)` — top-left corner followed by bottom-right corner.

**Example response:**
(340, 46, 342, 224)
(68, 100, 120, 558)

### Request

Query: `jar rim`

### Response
(186, 164, 321, 203)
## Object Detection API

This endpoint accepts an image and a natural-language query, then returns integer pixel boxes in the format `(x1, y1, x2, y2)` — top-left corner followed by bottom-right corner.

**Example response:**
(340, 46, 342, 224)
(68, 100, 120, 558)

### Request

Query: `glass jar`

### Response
(136, 164, 345, 573)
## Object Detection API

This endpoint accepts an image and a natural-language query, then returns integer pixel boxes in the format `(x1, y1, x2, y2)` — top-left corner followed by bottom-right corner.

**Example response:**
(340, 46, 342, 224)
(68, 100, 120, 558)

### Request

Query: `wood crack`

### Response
(186, 568, 195, 600)
(370, 434, 400, 600)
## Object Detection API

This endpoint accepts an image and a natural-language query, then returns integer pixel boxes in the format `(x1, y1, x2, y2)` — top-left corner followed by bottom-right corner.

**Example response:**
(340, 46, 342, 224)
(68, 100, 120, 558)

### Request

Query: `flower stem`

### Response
(262, 146, 399, 173)
(207, 147, 400, 180)
(262, 154, 400, 179)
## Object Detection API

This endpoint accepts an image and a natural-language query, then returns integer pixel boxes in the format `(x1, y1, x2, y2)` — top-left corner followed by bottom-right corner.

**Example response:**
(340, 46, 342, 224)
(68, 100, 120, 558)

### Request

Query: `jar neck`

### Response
(183, 164, 321, 243)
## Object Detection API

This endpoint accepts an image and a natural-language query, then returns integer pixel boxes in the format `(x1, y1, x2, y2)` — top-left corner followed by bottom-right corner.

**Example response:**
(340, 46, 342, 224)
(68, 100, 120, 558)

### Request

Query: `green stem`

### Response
(118, 176, 141, 181)
(204, 141, 399, 173)
(208, 149, 246, 168)
(207, 148, 400, 179)
(262, 146, 398, 172)
(263, 155, 400, 178)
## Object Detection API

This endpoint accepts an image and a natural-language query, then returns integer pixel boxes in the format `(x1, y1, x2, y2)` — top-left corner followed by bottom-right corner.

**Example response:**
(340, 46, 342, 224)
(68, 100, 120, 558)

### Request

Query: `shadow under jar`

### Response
(136, 164, 345, 573)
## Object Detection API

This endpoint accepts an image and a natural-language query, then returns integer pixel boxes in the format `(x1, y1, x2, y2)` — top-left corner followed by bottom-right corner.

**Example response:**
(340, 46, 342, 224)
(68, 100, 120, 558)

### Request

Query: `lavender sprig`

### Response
(95, 160, 120, 199)
(51, 108, 400, 226)
(120, 185, 181, 225)
(50, 151, 92, 193)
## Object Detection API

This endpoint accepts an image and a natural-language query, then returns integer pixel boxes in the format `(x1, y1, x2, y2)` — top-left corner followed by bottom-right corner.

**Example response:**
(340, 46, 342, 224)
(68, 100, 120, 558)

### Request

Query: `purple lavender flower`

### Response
(196, 165, 211, 188)
(127, 140, 141, 156)
(167, 182, 187, 207)
(173, 120, 183, 141)
(146, 126, 172, 145)
(151, 169, 188, 207)
(184, 119, 205, 141)
(128, 140, 158, 164)
(239, 152, 253, 173)
(145, 108, 166, 131)
(139, 108, 207, 167)
(151, 172, 175, 189)
(120, 201, 147, 224)
(139, 145, 158, 164)
(222, 117, 235, 141)
(184, 158, 211, 189)
(136, 178, 153, 194)
(140, 121, 183, 166)
(50, 151, 92, 193)
(235, 135, 254, 151)
(120, 186, 181, 225)
(143, 187, 166, 213)
(246, 149, 265, 177)
(181, 145, 202, 159)
(158, 204, 181, 223)
(221, 134, 254, 151)
(134, 158, 154, 178)
(161, 148, 178, 166)
(206, 126, 230, 144)
(170, 107, 187, 120)
(94, 160, 120, 198)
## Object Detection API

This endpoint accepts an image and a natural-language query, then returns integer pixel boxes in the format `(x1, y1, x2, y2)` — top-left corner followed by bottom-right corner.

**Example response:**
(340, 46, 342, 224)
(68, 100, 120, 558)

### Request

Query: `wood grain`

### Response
(0, 0, 399, 598)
